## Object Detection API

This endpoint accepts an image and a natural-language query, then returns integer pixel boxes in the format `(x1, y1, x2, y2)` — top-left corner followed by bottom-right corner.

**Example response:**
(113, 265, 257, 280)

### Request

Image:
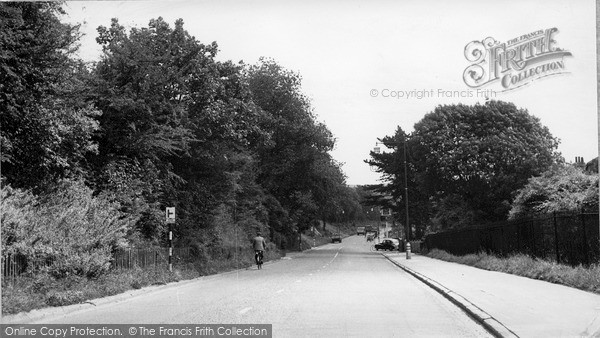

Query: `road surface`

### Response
(36, 236, 492, 337)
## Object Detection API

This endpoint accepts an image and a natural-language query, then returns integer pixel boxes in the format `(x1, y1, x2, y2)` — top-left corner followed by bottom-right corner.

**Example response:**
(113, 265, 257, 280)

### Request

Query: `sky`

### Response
(63, 0, 598, 186)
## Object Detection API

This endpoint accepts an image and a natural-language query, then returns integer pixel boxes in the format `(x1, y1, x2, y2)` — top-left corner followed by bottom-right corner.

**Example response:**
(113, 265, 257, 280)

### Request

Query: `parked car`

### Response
(331, 234, 342, 243)
(374, 238, 400, 251)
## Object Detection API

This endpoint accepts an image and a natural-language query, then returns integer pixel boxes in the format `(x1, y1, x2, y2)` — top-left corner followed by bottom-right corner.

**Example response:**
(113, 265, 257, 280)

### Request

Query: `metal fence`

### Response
(111, 247, 193, 270)
(1, 247, 194, 283)
(424, 211, 600, 266)
(1, 254, 55, 281)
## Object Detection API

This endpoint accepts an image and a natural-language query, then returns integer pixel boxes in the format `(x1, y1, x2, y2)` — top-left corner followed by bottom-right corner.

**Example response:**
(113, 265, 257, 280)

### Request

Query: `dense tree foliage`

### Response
(1, 4, 363, 274)
(412, 101, 560, 228)
(1, 2, 99, 191)
(90, 17, 269, 246)
(509, 164, 599, 219)
(368, 101, 561, 233)
(246, 58, 350, 232)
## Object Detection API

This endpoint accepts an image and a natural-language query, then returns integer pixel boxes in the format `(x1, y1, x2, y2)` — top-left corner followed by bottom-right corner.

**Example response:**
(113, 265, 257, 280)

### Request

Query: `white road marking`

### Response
(295, 280, 301, 283)
(276, 289, 285, 294)
(239, 307, 253, 315)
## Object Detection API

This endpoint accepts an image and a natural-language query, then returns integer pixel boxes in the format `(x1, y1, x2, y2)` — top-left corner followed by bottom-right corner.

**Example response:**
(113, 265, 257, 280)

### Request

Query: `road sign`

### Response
(166, 207, 175, 224)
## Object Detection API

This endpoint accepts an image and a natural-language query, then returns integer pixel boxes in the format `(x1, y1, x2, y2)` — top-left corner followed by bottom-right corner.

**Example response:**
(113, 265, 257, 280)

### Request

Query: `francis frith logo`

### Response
(463, 28, 572, 91)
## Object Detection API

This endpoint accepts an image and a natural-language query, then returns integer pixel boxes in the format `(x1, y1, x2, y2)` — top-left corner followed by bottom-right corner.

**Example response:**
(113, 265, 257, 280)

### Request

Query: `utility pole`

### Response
(403, 141, 410, 242)
(374, 138, 410, 242)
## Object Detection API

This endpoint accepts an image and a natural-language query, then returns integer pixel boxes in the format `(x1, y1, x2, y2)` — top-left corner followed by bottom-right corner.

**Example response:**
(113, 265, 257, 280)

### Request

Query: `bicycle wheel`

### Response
(256, 252, 263, 269)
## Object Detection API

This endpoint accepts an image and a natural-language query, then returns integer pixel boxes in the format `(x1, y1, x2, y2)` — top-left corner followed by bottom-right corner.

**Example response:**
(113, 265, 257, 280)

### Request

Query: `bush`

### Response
(31, 273, 58, 294)
(47, 248, 112, 279)
(46, 290, 85, 307)
(130, 280, 145, 289)
(1, 180, 132, 278)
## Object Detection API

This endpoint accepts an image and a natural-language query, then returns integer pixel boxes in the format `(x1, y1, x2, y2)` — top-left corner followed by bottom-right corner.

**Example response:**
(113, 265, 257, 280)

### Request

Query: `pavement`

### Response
(383, 252, 600, 338)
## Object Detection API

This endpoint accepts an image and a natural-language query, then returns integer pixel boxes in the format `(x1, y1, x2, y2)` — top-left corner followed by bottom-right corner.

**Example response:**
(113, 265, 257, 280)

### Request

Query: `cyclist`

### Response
(252, 232, 266, 269)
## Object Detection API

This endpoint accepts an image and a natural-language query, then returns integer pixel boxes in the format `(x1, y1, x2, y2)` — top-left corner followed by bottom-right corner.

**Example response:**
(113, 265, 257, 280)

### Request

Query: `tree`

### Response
(365, 127, 431, 239)
(509, 164, 599, 219)
(92, 17, 269, 245)
(246, 58, 344, 233)
(0, 2, 99, 191)
(369, 101, 560, 232)
(411, 100, 560, 227)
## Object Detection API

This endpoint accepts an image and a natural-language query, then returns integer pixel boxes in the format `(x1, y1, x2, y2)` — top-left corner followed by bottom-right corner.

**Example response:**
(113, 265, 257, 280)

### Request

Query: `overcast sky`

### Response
(64, 0, 598, 186)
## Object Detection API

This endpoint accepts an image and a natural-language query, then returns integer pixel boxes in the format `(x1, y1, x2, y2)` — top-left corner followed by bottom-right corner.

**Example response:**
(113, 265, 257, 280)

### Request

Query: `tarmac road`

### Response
(30, 236, 492, 337)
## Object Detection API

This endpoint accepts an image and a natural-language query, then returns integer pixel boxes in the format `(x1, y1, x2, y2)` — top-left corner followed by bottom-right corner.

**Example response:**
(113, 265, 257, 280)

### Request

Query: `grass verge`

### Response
(2, 264, 198, 315)
(425, 249, 600, 294)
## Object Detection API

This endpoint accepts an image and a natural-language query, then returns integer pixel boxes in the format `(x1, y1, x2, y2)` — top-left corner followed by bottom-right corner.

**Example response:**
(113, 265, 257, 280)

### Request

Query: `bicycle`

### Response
(255, 250, 264, 269)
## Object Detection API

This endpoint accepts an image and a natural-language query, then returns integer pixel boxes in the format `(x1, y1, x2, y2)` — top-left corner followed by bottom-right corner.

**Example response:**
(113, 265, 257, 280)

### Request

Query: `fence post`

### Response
(553, 211, 560, 264)
(582, 208, 589, 266)
(530, 220, 535, 257)
(501, 226, 505, 256)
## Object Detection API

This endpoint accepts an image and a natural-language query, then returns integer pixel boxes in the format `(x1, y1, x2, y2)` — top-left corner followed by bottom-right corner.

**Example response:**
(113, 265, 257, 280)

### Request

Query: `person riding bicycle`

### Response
(252, 232, 266, 268)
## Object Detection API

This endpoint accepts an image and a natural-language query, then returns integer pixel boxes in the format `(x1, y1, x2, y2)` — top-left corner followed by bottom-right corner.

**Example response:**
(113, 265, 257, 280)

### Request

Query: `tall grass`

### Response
(426, 249, 600, 294)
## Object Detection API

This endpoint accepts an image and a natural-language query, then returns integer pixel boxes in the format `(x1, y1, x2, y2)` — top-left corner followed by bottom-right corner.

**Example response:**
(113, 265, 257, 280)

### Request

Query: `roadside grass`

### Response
(2, 264, 199, 315)
(2, 249, 284, 316)
(425, 249, 600, 294)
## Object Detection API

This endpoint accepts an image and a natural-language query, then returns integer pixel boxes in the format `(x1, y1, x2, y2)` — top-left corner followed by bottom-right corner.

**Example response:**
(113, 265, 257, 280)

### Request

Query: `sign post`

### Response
(165, 207, 175, 272)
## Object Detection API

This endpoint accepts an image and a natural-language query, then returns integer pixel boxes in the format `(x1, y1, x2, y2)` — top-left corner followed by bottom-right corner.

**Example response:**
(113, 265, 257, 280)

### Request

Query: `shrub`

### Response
(1, 180, 132, 279)
(46, 248, 112, 279)
(31, 273, 58, 294)
(46, 290, 85, 307)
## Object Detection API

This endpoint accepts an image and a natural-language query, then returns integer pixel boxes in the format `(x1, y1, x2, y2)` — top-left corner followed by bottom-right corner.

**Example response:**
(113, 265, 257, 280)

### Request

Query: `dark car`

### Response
(331, 234, 342, 243)
(374, 238, 399, 251)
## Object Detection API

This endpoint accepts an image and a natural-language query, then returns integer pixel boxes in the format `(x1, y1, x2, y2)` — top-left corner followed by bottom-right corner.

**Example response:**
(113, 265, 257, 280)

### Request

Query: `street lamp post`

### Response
(374, 140, 410, 242)
(402, 141, 410, 242)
